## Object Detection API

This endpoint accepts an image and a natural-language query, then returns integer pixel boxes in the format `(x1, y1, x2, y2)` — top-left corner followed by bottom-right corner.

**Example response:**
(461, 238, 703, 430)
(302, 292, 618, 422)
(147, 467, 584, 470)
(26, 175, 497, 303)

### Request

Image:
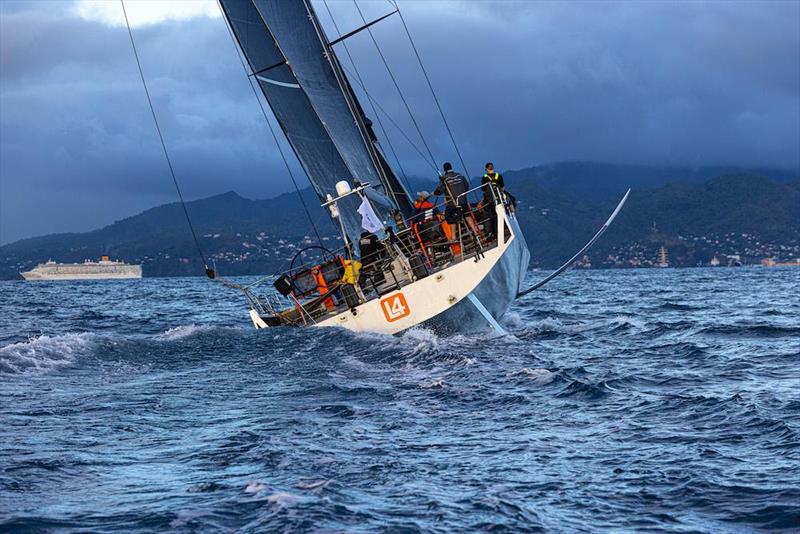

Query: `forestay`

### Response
(219, 0, 412, 248)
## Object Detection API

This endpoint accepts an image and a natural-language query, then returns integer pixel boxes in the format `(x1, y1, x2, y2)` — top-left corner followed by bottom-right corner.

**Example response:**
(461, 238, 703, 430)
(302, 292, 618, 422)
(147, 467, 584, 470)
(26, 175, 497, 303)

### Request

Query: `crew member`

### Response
(433, 161, 480, 241)
(482, 162, 516, 213)
(311, 265, 335, 310)
(411, 190, 442, 248)
(434, 162, 468, 208)
(413, 191, 437, 219)
(481, 162, 505, 198)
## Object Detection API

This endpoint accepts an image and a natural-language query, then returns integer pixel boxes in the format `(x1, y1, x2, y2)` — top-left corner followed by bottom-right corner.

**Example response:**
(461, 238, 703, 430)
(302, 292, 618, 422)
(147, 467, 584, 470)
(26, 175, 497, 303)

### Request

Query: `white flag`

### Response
(358, 198, 383, 233)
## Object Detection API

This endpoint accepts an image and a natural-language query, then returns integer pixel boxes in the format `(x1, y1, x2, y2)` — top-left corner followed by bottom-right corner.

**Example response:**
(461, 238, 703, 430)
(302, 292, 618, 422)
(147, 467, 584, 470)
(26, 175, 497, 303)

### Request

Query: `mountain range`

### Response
(1, 162, 797, 279)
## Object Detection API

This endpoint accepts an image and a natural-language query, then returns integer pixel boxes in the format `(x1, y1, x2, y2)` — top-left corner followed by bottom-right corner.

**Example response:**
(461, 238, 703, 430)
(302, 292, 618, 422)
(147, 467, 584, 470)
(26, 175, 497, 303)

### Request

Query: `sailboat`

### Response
(122, 0, 629, 335)
(212, 0, 629, 335)
(211, 0, 537, 335)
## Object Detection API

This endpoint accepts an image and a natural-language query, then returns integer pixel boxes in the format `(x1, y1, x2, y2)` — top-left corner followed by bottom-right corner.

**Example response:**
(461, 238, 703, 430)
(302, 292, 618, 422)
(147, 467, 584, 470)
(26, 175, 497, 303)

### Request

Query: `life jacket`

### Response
(341, 259, 362, 285)
(311, 266, 335, 310)
(484, 172, 501, 184)
(413, 199, 436, 222)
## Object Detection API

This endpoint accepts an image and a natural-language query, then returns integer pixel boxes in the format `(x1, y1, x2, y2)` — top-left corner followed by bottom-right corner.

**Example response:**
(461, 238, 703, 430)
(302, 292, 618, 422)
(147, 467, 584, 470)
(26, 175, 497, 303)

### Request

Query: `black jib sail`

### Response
(218, 0, 413, 248)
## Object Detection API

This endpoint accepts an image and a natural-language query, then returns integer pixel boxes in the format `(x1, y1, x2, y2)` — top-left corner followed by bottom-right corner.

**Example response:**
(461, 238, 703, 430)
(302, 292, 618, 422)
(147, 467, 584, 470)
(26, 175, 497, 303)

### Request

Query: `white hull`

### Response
(21, 271, 142, 281)
(424, 214, 529, 333)
(21, 262, 142, 281)
(250, 207, 529, 335)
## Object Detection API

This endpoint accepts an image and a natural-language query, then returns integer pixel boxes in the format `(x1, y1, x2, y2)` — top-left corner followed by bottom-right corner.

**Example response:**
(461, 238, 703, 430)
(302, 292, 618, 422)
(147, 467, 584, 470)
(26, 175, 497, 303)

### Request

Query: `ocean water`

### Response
(0, 268, 798, 532)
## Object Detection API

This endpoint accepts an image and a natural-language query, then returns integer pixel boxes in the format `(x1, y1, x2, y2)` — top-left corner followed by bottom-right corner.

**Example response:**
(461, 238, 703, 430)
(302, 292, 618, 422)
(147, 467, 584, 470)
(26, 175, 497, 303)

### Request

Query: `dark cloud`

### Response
(1, 0, 798, 243)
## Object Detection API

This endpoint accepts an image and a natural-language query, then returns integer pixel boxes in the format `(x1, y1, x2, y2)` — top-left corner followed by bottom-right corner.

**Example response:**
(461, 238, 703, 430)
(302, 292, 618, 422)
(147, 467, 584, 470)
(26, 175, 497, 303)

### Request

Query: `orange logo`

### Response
(380, 293, 410, 322)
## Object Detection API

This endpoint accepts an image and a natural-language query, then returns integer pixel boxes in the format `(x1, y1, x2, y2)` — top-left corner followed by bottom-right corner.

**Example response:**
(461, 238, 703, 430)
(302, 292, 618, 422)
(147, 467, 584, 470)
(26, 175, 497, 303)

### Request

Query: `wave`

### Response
(0, 333, 95, 375)
(700, 324, 800, 338)
(658, 302, 702, 311)
(346, 326, 483, 369)
(508, 367, 556, 385)
(642, 341, 711, 360)
(609, 314, 647, 331)
(0, 324, 250, 375)
(155, 324, 220, 341)
(557, 379, 615, 400)
(517, 317, 587, 339)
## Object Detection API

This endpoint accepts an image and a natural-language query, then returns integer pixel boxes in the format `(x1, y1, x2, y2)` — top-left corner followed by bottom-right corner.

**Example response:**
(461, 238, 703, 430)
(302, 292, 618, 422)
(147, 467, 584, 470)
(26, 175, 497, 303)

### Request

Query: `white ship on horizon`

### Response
(20, 256, 142, 281)
(657, 246, 670, 268)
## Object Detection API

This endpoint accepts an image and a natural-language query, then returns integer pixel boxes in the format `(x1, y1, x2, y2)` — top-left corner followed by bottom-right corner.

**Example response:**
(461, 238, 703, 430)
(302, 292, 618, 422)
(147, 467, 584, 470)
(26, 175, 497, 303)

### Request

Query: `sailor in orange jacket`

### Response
(311, 265, 335, 311)
(413, 191, 437, 220)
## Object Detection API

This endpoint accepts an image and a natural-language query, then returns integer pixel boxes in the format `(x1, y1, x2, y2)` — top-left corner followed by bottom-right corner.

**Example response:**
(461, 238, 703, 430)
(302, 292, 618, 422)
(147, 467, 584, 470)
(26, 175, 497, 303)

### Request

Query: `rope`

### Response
(120, 0, 211, 275)
(352, 0, 440, 173)
(216, 0, 323, 246)
(341, 63, 437, 172)
(391, 1, 470, 179)
(321, 0, 414, 196)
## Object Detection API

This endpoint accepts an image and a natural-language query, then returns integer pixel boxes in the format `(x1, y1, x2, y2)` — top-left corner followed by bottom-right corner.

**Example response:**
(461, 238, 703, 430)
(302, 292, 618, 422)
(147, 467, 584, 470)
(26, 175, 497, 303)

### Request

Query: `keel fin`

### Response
(467, 293, 508, 335)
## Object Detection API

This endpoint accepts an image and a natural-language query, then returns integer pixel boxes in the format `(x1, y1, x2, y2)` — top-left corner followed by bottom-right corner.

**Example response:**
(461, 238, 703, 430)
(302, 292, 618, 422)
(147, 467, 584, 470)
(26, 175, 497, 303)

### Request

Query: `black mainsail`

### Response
(219, 0, 413, 248)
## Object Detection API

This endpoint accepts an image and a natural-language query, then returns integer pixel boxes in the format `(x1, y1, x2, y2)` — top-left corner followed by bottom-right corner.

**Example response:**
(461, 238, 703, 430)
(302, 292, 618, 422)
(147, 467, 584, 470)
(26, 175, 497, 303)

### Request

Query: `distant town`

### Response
(1, 164, 797, 279)
(589, 232, 800, 269)
(49, 228, 796, 279)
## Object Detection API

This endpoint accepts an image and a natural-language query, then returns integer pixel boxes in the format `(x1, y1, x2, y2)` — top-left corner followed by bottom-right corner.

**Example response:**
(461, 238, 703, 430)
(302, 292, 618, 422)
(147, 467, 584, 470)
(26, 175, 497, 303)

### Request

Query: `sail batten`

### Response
(219, 0, 412, 248)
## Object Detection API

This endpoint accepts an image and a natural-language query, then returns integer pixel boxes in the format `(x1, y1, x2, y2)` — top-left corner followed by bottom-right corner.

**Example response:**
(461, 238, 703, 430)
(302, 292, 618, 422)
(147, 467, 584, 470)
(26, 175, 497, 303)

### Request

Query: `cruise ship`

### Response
(20, 256, 142, 281)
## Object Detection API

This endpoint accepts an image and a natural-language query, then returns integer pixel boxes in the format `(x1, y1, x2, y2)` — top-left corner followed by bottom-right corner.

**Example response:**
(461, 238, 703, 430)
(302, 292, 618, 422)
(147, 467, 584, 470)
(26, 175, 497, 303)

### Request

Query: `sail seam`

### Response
(255, 75, 301, 89)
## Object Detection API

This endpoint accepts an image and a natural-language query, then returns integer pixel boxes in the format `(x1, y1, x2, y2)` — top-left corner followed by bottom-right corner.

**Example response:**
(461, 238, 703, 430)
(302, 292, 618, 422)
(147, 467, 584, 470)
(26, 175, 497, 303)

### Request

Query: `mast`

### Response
(218, 0, 413, 247)
(302, 2, 387, 190)
(303, 0, 413, 216)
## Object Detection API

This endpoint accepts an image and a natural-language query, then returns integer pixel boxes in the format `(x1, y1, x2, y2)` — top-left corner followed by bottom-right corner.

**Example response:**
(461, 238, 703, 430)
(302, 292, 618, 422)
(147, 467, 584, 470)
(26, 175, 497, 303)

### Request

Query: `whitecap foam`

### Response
(0, 333, 94, 375)
(244, 481, 269, 494)
(515, 367, 556, 384)
(295, 479, 331, 491)
(266, 491, 305, 506)
(419, 377, 445, 389)
(532, 316, 583, 335)
(350, 325, 444, 358)
(156, 324, 216, 341)
(610, 315, 646, 330)
(501, 310, 525, 327)
(400, 327, 445, 355)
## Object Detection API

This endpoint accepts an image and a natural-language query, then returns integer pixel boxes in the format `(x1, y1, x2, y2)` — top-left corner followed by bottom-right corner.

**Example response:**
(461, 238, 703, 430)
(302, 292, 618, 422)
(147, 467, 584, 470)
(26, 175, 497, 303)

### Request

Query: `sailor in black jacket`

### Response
(434, 162, 468, 208)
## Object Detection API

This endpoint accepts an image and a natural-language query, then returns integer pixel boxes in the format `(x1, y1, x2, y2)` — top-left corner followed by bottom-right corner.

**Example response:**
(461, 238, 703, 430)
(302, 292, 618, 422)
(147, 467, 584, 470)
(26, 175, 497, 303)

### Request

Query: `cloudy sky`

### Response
(1, 0, 798, 244)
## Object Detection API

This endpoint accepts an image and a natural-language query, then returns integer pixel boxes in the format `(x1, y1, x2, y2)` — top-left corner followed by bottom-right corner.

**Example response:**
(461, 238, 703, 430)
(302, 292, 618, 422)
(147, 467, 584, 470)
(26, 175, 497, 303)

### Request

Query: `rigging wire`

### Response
(120, 0, 212, 276)
(340, 63, 437, 172)
(390, 0, 471, 179)
(216, 1, 323, 247)
(352, 0, 440, 174)
(321, 0, 414, 196)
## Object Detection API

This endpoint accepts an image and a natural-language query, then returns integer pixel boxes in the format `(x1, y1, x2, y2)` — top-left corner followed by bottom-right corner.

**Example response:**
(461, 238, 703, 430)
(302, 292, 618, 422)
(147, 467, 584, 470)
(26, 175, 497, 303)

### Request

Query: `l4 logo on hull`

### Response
(380, 293, 410, 322)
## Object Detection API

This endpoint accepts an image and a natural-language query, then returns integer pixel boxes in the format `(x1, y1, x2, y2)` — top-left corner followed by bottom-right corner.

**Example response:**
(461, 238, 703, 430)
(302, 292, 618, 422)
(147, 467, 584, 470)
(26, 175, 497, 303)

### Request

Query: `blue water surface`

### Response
(1, 268, 798, 532)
